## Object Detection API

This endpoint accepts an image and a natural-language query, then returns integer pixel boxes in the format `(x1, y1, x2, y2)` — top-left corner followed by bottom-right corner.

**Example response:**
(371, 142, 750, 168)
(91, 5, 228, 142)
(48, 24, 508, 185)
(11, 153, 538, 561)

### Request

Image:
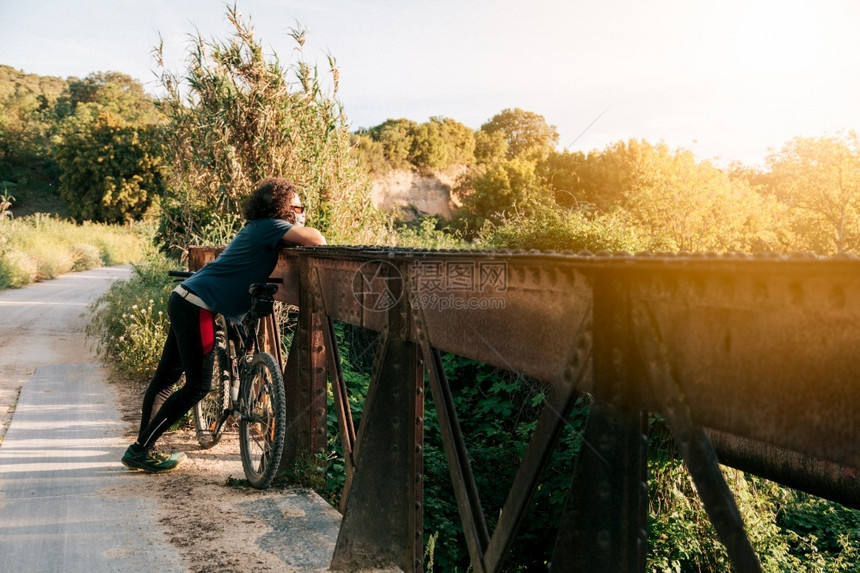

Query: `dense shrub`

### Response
(477, 204, 644, 253)
(52, 73, 167, 224)
(0, 249, 37, 288)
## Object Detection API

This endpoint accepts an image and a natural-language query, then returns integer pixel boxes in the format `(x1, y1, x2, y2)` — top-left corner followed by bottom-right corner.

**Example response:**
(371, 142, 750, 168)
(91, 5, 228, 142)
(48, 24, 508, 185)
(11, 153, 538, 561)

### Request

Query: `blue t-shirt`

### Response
(182, 218, 292, 323)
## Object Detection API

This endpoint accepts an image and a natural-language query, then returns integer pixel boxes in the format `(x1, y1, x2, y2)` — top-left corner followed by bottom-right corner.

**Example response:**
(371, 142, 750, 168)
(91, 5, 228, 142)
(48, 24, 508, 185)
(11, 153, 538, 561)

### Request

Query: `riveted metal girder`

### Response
(625, 259, 860, 470)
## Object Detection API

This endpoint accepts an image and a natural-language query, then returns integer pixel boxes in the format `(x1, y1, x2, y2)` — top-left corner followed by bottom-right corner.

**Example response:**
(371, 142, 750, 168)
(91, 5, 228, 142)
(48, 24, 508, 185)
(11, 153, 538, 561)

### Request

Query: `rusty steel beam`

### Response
(620, 255, 860, 510)
(276, 248, 859, 472)
(552, 401, 649, 571)
(330, 277, 424, 572)
(708, 430, 860, 510)
(322, 316, 357, 513)
(550, 268, 649, 572)
(291, 249, 595, 387)
(624, 257, 860, 472)
(635, 297, 761, 572)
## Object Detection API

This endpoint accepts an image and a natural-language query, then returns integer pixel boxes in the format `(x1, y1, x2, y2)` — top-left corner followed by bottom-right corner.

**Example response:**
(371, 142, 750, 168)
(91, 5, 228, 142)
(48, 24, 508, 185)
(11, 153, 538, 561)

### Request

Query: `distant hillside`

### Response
(0, 65, 68, 101)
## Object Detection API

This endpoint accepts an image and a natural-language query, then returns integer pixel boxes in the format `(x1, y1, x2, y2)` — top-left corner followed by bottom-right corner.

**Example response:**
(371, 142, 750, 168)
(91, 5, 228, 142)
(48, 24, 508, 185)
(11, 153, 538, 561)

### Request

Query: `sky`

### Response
(2, 0, 859, 167)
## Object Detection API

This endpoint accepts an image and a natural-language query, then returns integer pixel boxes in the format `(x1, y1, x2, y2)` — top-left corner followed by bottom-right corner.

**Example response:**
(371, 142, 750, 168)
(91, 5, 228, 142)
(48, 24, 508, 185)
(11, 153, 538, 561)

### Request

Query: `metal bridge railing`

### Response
(189, 246, 860, 573)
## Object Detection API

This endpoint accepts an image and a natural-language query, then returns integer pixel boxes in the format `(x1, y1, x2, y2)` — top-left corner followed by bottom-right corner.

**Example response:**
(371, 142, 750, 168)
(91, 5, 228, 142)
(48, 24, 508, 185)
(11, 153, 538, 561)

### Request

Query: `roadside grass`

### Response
(0, 213, 145, 289)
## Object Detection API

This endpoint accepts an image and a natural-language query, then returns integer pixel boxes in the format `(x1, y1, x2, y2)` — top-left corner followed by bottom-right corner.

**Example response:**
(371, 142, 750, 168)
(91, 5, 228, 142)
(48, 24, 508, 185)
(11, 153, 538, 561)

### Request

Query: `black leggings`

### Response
(137, 292, 216, 448)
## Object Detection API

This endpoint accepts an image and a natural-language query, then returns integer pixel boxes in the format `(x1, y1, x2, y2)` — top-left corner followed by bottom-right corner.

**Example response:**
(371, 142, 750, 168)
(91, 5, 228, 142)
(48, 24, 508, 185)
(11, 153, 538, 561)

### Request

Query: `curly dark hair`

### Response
(242, 178, 299, 222)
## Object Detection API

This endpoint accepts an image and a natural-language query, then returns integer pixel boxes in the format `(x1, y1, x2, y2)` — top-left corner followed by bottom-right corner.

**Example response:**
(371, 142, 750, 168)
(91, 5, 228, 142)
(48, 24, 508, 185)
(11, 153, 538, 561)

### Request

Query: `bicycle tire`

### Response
(193, 331, 231, 449)
(238, 352, 286, 489)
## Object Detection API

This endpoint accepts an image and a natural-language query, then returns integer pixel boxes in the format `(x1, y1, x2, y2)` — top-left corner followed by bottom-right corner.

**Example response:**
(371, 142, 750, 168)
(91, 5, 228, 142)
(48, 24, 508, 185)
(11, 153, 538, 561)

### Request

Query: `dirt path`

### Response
(0, 267, 346, 572)
(110, 379, 342, 572)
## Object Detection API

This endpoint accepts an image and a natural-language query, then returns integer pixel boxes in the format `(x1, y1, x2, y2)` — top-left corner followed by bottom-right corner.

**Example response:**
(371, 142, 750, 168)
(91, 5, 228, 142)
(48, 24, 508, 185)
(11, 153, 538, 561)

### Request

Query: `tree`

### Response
(473, 129, 508, 165)
(55, 110, 166, 223)
(51, 72, 165, 223)
(479, 108, 558, 161)
(765, 133, 860, 254)
(434, 116, 475, 166)
(456, 156, 552, 229)
(367, 118, 417, 169)
(361, 116, 475, 173)
(54, 72, 161, 125)
(408, 120, 446, 171)
(538, 149, 588, 209)
(553, 139, 784, 253)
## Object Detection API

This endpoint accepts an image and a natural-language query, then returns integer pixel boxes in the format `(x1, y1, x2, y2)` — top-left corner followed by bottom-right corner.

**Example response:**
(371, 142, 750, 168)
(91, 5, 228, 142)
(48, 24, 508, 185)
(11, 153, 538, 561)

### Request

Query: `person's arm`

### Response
(282, 225, 327, 246)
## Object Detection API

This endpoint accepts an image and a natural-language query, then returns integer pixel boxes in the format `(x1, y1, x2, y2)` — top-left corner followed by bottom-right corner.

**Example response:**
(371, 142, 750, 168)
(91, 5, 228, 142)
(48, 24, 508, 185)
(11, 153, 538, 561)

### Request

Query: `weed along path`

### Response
(0, 266, 346, 572)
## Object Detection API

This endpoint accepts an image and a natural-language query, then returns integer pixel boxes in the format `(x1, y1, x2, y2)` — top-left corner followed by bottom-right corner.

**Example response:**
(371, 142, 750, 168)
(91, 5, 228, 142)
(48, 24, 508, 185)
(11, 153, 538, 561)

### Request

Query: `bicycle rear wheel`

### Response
(193, 331, 230, 449)
(238, 352, 286, 489)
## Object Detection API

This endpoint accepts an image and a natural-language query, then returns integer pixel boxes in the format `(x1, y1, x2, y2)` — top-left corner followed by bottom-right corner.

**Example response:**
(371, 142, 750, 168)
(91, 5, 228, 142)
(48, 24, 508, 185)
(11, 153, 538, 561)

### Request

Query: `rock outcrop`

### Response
(370, 167, 464, 219)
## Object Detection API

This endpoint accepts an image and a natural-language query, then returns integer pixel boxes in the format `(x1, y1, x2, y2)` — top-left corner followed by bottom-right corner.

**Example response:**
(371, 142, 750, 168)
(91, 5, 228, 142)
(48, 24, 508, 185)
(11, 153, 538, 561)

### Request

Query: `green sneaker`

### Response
(144, 446, 187, 466)
(121, 443, 183, 473)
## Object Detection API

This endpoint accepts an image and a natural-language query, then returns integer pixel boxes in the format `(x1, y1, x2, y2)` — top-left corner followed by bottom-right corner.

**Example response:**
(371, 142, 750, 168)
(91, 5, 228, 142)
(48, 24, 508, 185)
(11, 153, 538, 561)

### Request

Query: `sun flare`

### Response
(731, 0, 826, 75)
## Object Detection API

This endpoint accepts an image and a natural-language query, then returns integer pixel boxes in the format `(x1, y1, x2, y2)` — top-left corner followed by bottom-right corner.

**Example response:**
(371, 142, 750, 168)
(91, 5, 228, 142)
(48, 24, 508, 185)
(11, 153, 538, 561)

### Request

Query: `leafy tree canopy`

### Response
(765, 132, 860, 254)
(358, 116, 476, 173)
(480, 107, 559, 162)
(366, 118, 417, 169)
(0, 66, 67, 182)
(52, 72, 166, 223)
(55, 110, 165, 223)
(54, 71, 161, 124)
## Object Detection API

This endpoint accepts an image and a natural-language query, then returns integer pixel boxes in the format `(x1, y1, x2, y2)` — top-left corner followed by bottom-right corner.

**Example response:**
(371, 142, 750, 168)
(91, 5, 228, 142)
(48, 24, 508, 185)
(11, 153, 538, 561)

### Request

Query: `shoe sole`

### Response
(121, 458, 181, 473)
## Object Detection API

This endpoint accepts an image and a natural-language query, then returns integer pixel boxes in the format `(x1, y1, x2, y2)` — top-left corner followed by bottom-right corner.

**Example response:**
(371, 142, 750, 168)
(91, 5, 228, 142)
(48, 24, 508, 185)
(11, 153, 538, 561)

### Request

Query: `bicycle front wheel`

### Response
(193, 333, 230, 449)
(238, 352, 286, 489)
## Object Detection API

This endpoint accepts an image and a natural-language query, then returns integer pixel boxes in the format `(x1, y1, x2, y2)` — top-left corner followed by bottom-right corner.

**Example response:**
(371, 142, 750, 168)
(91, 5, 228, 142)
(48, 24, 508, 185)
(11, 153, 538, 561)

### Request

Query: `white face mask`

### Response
(294, 212, 306, 227)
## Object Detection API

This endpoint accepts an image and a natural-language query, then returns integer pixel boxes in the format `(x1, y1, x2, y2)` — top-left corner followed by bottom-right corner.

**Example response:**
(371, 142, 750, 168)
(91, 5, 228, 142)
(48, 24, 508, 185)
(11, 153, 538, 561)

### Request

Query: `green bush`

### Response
(71, 243, 104, 271)
(478, 204, 644, 253)
(52, 72, 166, 224)
(394, 217, 467, 250)
(647, 424, 860, 573)
(55, 112, 166, 224)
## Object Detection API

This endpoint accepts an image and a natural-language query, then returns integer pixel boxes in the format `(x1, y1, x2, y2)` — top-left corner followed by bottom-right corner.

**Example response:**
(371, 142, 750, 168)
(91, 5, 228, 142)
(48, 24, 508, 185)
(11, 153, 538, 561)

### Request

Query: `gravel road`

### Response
(0, 265, 132, 441)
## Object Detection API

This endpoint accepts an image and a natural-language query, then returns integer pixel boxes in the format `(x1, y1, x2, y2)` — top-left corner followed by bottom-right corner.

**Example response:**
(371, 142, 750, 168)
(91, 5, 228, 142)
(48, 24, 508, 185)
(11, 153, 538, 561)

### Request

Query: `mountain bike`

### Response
(169, 271, 287, 489)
